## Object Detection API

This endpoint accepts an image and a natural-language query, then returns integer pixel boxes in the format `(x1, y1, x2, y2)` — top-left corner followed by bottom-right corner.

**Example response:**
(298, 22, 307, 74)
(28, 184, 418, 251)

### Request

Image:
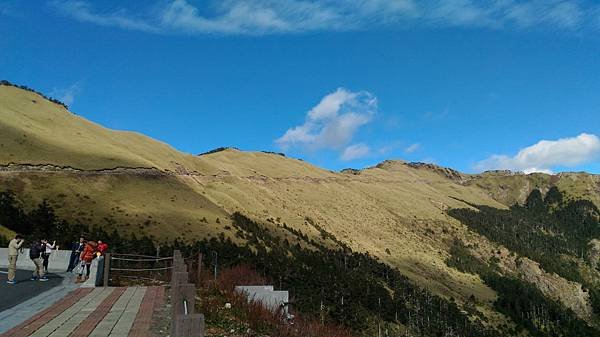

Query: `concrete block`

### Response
(173, 314, 204, 337)
(81, 258, 100, 288)
(235, 285, 289, 313)
(171, 271, 189, 287)
(235, 285, 274, 292)
(172, 283, 196, 318)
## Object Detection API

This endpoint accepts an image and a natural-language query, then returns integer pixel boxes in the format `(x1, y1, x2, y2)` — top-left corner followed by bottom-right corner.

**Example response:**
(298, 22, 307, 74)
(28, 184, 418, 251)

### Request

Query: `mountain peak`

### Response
(197, 147, 241, 156)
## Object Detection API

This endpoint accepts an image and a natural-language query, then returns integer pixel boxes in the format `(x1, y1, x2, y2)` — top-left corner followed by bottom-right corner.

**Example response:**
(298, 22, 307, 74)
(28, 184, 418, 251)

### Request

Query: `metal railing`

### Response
(102, 252, 175, 286)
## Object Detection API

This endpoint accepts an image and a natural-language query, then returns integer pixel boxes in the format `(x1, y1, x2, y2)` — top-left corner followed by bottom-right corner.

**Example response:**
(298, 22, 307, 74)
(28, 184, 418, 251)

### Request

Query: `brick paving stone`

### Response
(108, 287, 146, 337)
(2, 286, 165, 337)
(88, 287, 142, 337)
(29, 288, 109, 337)
(0, 288, 93, 337)
(47, 288, 114, 337)
(68, 288, 126, 337)
(128, 287, 160, 337)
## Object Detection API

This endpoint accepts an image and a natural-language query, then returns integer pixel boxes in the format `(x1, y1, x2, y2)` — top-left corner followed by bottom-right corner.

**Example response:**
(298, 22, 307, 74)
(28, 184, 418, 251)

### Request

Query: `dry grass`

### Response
(198, 264, 354, 337)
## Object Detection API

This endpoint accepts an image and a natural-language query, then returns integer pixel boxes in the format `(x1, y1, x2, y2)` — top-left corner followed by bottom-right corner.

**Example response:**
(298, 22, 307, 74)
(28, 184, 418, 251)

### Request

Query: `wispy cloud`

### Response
(50, 0, 600, 35)
(50, 82, 82, 107)
(404, 143, 421, 154)
(341, 143, 371, 161)
(276, 88, 376, 155)
(51, 1, 159, 32)
(475, 133, 600, 174)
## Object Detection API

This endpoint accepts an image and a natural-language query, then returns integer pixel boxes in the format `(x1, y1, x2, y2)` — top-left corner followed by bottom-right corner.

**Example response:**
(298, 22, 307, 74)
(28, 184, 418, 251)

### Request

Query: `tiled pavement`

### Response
(0, 287, 165, 337)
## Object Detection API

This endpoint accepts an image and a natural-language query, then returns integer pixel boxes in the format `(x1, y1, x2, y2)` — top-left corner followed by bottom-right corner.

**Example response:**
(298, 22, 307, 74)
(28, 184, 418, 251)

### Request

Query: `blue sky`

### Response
(1, 0, 599, 173)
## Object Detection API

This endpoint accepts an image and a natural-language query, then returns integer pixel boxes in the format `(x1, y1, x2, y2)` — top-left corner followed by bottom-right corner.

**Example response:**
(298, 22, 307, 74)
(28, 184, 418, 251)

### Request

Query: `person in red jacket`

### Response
(76, 241, 97, 283)
(97, 240, 108, 256)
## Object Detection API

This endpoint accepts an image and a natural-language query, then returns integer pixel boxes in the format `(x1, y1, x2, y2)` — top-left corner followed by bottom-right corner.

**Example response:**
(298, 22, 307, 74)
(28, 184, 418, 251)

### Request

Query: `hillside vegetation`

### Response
(1, 83, 600, 336)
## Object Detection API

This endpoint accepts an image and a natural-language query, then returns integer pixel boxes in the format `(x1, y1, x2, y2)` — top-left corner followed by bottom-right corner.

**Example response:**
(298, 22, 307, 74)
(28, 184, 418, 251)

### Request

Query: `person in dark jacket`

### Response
(29, 240, 48, 281)
(67, 237, 85, 272)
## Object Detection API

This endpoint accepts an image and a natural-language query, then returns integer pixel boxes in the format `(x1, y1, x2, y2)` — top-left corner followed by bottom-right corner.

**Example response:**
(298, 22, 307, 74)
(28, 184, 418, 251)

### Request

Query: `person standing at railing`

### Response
(6, 234, 25, 285)
(67, 237, 85, 272)
(76, 240, 97, 283)
(97, 240, 108, 256)
(94, 240, 109, 286)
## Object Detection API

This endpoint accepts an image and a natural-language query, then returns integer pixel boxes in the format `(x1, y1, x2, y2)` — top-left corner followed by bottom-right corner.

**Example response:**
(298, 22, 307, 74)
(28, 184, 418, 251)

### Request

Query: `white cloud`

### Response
(504, 0, 584, 29)
(158, 0, 344, 34)
(341, 143, 371, 161)
(404, 143, 421, 154)
(50, 82, 82, 107)
(475, 133, 600, 174)
(276, 88, 376, 152)
(50, 0, 600, 35)
(51, 1, 159, 32)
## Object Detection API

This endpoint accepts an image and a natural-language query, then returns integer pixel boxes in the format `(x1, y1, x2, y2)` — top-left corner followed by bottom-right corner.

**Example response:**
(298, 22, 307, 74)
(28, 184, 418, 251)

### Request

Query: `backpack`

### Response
(29, 242, 42, 259)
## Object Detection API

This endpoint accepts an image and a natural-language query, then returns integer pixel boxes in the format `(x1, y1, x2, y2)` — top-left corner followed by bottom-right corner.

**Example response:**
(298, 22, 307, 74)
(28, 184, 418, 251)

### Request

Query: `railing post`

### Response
(170, 250, 205, 337)
(197, 253, 203, 286)
(103, 253, 111, 287)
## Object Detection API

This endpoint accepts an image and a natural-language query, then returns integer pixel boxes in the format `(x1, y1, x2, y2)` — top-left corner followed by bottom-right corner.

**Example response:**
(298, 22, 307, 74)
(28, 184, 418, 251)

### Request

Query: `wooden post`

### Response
(187, 260, 194, 283)
(103, 253, 111, 287)
(196, 253, 203, 286)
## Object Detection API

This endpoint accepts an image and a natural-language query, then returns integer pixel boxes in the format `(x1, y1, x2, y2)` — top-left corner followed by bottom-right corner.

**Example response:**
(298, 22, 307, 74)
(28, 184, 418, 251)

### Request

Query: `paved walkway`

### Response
(0, 286, 165, 337)
(0, 269, 63, 312)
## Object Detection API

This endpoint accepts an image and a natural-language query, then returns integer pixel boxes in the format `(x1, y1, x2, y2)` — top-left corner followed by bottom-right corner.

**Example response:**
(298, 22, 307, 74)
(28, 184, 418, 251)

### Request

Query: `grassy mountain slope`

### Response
(0, 85, 213, 171)
(2, 84, 600, 333)
(468, 170, 600, 208)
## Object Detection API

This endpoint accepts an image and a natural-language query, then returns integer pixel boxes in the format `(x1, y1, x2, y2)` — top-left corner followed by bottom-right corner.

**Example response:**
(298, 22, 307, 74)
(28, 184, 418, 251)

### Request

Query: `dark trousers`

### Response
(79, 263, 91, 277)
(42, 253, 50, 272)
(67, 252, 80, 271)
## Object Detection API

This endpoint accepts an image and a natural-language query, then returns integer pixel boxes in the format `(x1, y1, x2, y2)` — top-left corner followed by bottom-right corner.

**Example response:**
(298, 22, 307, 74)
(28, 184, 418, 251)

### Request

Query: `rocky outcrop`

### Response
(405, 162, 466, 183)
(506, 256, 594, 321)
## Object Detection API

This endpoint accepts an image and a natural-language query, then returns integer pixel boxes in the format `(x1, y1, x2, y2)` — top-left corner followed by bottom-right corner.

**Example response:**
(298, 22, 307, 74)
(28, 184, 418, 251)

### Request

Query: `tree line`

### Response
(0, 190, 155, 254)
(447, 187, 600, 336)
(0, 80, 69, 110)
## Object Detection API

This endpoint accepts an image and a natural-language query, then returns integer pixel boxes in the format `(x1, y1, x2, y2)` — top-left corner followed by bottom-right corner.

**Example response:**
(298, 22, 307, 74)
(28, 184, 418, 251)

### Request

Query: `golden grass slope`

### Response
(2, 84, 600, 325)
(0, 85, 212, 171)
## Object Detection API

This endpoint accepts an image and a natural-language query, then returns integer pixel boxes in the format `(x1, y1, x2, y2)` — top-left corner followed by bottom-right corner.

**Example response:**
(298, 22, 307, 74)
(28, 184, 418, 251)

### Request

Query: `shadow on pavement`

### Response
(0, 268, 63, 312)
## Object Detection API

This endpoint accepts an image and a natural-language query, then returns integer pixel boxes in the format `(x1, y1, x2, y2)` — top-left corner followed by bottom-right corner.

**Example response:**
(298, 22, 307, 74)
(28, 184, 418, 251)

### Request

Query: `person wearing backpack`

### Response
(76, 240, 97, 283)
(29, 239, 48, 281)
